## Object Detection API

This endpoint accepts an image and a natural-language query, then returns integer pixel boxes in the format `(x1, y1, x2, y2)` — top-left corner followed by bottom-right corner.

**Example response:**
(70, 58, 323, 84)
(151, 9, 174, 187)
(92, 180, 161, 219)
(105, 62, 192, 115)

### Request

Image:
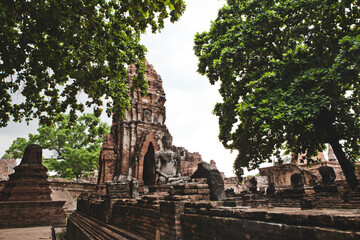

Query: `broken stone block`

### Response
(190, 162, 225, 201)
(314, 166, 338, 193)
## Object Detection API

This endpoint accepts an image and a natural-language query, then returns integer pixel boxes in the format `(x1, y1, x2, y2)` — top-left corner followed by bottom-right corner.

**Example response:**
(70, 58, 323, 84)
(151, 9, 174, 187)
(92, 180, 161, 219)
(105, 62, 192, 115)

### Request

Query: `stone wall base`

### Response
(181, 213, 359, 240)
(68, 199, 360, 240)
(0, 201, 66, 228)
(181, 202, 360, 240)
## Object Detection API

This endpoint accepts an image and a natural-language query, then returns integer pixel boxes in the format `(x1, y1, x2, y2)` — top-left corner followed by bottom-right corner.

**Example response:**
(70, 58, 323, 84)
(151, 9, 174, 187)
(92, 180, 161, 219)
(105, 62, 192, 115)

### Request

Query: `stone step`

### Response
(68, 211, 146, 240)
(70, 212, 121, 240)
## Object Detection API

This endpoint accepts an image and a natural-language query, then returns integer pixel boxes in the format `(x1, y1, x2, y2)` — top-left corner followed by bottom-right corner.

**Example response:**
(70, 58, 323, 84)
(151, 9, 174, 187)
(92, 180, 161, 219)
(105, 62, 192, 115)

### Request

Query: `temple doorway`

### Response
(143, 142, 155, 186)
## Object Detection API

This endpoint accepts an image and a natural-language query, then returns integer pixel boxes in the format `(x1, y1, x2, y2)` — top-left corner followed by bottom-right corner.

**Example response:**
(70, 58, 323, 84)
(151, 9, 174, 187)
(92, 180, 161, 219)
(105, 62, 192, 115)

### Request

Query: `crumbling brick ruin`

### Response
(96, 62, 167, 192)
(172, 146, 202, 177)
(0, 144, 66, 228)
(96, 62, 203, 193)
(258, 145, 360, 192)
(66, 63, 360, 240)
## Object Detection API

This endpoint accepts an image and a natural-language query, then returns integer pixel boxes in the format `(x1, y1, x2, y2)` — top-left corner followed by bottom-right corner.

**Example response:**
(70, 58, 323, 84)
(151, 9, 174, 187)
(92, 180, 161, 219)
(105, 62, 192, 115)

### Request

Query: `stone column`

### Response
(120, 122, 131, 176)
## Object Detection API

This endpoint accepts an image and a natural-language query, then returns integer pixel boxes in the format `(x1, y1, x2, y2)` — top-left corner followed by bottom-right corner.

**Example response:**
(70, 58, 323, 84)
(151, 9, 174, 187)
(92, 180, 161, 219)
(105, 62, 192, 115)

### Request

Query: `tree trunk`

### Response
(322, 112, 359, 190)
(328, 137, 359, 190)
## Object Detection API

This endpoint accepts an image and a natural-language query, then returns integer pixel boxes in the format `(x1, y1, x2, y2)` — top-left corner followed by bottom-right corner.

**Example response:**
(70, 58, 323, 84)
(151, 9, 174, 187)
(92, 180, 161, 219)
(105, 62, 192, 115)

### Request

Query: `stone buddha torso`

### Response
(155, 134, 184, 185)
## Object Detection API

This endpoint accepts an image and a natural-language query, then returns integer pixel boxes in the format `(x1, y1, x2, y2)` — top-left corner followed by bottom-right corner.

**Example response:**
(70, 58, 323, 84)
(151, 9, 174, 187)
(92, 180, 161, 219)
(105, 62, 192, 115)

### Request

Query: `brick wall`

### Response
(68, 195, 360, 240)
(0, 201, 66, 228)
(75, 196, 188, 240)
(111, 200, 161, 239)
(225, 191, 360, 209)
(181, 213, 358, 240)
(181, 202, 359, 240)
(160, 201, 184, 240)
(1, 179, 95, 213)
(50, 181, 95, 213)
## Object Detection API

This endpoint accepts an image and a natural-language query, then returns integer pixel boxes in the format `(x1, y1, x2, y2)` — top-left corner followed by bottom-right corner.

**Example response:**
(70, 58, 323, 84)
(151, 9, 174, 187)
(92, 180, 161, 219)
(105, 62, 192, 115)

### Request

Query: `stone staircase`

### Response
(67, 211, 146, 240)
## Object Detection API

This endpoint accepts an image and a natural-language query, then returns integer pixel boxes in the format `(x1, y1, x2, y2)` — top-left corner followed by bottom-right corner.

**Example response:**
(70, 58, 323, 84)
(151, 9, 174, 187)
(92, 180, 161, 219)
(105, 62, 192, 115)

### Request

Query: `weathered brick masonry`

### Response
(68, 192, 360, 240)
(0, 201, 66, 228)
(181, 202, 360, 240)
(66, 63, 360, 239)
(0, 144, 66, 228)
(96, 63, 203, 194)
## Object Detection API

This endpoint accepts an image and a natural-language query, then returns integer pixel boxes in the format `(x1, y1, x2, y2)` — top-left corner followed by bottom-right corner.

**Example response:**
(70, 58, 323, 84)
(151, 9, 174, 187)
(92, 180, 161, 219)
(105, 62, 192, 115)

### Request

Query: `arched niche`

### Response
(142, 142, 156, 186)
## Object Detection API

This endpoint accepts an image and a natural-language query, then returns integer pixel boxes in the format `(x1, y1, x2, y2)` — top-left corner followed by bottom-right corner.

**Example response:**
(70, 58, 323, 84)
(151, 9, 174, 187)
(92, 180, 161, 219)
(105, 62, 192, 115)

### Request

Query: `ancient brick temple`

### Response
(67, 64, 360, 240)
(259, 145, 360, 192)
(97, 63, 201, 192)
(0, 144, 52, 201)
(0, 144, 66, 228)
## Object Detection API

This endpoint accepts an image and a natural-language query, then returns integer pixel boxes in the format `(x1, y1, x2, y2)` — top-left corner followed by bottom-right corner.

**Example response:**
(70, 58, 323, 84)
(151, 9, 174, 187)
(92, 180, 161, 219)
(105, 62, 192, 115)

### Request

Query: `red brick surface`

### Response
(97, 63, 204, 192)
(0, 201, 66, 228)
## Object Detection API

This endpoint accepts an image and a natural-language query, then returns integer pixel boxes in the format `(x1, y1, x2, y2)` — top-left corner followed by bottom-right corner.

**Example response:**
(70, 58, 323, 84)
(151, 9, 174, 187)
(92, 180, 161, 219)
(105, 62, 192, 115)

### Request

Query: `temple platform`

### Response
(0, 200, 66, 228)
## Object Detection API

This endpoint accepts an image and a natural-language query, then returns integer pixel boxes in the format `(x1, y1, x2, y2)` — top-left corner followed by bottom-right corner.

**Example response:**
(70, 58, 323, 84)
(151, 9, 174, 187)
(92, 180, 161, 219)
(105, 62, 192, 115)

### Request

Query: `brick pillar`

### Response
(160, 201, 185, 240)
(129, 122, 137, 178)
(120, 123, 130, 176)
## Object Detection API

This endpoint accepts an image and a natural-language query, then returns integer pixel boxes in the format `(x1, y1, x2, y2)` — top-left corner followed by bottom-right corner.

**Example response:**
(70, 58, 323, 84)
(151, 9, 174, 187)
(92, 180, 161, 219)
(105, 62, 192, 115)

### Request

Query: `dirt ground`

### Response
(0, 226, 52, 240)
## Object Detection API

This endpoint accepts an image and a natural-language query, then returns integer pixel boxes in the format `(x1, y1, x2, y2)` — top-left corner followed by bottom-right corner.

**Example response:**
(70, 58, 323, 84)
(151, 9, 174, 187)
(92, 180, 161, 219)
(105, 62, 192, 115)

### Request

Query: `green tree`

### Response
(2, 113, 110, 179)
(1, 137, 29, 159)
(194, 0, 360, 189)
(1, 0, 186, 127)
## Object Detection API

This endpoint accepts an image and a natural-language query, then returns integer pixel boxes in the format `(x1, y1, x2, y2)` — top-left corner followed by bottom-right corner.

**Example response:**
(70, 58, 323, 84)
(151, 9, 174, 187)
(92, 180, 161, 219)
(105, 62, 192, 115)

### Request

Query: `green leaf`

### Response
(194, 0, 360, 184)
(4, 113, 110, 179)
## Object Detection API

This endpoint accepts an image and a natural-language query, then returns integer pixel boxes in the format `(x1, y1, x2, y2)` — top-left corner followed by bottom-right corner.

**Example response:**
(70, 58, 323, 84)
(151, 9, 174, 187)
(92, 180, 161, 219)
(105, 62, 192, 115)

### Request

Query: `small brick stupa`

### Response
(0, 144, 66, 228)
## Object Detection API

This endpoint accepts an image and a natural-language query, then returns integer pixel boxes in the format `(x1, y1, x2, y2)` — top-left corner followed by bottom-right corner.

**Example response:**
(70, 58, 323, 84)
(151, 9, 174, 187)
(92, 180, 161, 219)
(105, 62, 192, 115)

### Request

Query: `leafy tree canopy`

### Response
(0, 0, 186, 127)
(2, 113, 110, 179)
(194, 0, 360, 188)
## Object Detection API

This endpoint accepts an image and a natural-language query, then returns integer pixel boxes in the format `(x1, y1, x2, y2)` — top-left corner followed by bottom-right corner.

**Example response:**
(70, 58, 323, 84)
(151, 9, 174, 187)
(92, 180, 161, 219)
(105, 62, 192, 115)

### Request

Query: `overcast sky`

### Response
(141, 0, 240, 177)
(0, 0, 247, 177)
